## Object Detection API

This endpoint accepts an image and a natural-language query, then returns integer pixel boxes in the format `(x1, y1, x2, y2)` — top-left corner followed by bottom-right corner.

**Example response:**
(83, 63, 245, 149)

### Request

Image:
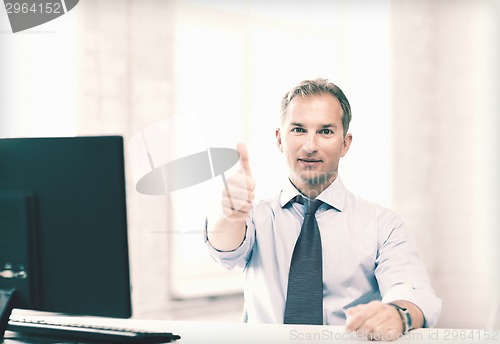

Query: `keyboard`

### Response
(7, 317, 181, 343)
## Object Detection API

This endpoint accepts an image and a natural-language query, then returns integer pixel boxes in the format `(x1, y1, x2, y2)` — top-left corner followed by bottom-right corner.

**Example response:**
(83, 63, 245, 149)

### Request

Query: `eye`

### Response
(319, 128, 334, 135)
(291, 127, 306, 133)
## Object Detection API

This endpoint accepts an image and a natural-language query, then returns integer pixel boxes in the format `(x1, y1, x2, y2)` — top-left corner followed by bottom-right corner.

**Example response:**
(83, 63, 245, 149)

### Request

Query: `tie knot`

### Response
(301, 197, 322, 215)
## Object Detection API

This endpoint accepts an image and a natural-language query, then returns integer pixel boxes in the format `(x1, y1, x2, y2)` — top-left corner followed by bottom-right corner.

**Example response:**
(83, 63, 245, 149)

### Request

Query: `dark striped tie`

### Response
(284, 197, 323, 325)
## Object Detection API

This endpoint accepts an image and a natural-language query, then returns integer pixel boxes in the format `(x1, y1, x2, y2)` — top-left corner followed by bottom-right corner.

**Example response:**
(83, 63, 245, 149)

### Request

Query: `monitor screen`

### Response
(0, 136, 131, 319)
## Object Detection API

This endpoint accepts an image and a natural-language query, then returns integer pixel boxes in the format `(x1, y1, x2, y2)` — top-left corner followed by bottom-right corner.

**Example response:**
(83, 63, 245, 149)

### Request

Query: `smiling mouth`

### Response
(298, 158, 322, 164)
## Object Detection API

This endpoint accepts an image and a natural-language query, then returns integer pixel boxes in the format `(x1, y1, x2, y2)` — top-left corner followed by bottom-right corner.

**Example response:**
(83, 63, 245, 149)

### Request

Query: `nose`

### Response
(302, 133, 318, 154)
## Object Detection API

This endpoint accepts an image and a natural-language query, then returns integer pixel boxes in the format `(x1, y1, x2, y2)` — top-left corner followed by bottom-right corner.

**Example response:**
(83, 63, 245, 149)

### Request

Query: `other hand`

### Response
(345, 300, 403, 341)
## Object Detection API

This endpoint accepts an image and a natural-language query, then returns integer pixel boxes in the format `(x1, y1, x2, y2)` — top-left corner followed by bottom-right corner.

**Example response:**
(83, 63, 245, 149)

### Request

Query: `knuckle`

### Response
(247, 190, 255, 201)
(239, 202, 252, 214)
(246, 179, 256, 191)
(369, 300, 383, 307)
(363, 321, 376, 333)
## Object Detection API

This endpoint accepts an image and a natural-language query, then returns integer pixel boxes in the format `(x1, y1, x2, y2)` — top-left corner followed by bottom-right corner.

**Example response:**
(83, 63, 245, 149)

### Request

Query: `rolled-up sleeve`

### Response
(375, 211, 442, 328)
(204, 212, 256, 270)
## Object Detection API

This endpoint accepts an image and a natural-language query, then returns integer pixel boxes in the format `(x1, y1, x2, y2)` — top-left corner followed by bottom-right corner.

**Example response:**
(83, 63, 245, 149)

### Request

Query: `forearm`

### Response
(207, 216, 247, 252)
(376, 214, 441, 328)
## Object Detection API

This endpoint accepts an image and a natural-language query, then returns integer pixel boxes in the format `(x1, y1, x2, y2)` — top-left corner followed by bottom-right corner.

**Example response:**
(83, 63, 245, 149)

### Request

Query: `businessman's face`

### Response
(276, 94, 352, 195)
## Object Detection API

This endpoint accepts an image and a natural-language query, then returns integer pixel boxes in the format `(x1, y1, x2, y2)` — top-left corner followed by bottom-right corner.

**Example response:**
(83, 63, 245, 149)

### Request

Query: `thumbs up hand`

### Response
(221, 143, 255, 222)
(207, 143, 255, 252)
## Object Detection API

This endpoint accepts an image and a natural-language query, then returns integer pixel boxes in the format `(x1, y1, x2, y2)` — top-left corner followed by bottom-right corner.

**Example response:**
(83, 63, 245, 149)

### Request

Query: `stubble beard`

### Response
(293, 170, 338, 198)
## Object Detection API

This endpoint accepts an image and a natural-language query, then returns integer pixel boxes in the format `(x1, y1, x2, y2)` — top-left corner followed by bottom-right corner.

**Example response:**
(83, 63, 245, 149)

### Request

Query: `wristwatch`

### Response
(388, 303, 413, 334)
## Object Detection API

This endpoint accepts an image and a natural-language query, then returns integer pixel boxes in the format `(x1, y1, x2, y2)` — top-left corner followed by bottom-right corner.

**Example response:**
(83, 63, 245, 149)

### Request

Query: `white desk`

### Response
(143, 320, 498, 343)
(3, 314, 500, 343)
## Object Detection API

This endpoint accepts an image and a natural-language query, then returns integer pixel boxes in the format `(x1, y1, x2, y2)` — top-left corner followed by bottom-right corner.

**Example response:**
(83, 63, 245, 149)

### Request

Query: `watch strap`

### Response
(388, 303, 413, 334)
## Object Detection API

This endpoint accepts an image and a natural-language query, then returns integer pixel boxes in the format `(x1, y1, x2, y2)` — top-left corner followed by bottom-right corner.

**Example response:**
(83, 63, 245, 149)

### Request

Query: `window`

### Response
(170, 0, 392, 298)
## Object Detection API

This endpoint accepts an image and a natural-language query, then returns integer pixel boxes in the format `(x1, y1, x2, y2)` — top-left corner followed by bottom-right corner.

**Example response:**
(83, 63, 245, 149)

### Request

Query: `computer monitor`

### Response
(0, 136, 132, 332)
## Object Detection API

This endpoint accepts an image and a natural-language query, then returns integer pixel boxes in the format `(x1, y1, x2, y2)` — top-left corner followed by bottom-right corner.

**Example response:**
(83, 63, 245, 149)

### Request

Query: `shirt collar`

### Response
(279, 176, 347, 211)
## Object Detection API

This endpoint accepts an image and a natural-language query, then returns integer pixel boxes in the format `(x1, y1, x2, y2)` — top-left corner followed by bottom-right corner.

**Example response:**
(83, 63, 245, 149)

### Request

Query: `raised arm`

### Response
(206, 143, 255, 252)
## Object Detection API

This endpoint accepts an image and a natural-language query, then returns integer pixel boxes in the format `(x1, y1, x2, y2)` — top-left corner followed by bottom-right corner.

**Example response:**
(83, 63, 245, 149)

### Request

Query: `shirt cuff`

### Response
(382, 283, 442, 328)
(204, 215, 254, 270)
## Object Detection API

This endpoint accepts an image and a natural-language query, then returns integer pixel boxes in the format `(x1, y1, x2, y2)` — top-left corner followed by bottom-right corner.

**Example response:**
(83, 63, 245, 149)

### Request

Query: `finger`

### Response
(222, 201, 252, 217)
(226, 173, 255, 194)
(220, 177, 254, 217)
(221, 197, 252, 219)
(223, 187, 254, 203)
(345, 302, 381, 332)
(366, 324, 400, 341)
(345, 306, 368, 331)
(223, 194, 253, 213)
(237, 143, 252, 177)
(357, 313, 387, 335)
(348, 303, 403, 341)
(223, 212, 250, 223)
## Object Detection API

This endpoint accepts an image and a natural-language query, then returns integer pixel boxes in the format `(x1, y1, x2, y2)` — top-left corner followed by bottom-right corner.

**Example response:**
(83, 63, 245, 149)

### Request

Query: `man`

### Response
(205, 78, 441, 341)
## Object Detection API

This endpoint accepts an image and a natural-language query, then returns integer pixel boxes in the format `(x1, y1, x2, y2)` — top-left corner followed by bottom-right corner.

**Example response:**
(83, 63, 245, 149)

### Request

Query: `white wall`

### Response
(391, 0, 500, 328)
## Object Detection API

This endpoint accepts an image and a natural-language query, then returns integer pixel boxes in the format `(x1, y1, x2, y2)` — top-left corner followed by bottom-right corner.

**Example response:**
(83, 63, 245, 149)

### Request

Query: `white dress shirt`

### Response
(205, 177, 441, 327)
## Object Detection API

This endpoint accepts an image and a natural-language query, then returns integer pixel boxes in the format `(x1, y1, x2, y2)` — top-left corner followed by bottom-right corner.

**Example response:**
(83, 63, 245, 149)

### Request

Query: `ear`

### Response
(340, 133, 352, 157)
(276, 128, 283, 153)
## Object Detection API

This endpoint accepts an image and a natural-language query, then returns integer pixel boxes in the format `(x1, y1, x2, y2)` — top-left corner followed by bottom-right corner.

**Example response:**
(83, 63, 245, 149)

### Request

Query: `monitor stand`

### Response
(0, 288, 17, 339)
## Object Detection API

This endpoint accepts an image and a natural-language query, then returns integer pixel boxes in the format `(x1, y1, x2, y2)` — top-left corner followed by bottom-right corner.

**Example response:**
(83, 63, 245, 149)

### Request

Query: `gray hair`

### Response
(281, 78, 352, 136)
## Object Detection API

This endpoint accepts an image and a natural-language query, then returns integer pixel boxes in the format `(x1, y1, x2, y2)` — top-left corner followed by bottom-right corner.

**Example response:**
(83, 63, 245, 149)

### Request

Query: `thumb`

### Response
(237, 143, 252, 177)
